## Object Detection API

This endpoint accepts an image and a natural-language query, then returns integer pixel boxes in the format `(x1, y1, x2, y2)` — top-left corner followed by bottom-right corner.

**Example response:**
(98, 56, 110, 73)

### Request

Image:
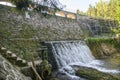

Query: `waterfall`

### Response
(50, 40, 95, 68)
(46, 40, 120, 80)
(47, 40, 120, 73)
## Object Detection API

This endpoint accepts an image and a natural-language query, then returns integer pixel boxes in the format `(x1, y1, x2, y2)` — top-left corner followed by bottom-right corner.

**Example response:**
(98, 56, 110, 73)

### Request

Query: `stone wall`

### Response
(0, 5, 84, 60)
(77, 15, 119, 36)
(0, 4, 119, 60)
(0, 5, 119, 40)
(0, 5, 83, 41)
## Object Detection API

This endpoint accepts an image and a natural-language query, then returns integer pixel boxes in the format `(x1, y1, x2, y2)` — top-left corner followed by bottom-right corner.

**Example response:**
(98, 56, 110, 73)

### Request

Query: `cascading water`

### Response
(51, 40, 95, 68)
(47, 40, 120, 80)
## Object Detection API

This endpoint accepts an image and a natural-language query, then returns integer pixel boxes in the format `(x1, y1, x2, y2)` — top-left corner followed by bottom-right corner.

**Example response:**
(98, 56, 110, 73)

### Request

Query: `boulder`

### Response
(74, 66, 120, 80)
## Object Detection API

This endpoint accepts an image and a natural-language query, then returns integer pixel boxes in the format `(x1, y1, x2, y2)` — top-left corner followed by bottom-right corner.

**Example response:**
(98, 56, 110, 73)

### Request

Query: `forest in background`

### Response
(78, 0, 120, 24)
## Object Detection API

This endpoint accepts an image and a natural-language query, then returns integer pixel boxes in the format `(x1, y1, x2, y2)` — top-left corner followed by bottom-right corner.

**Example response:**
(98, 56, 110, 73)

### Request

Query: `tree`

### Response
(111, 27, 120, 38)
(8, 0, 32, 11)
(8, 0, 64, 12)
(77, 9, 86, 15)
(86, 0, 120, 25)
(87, 5, 93, 16)
(107, 0, 117, 19)
(115, 0, 120, 24)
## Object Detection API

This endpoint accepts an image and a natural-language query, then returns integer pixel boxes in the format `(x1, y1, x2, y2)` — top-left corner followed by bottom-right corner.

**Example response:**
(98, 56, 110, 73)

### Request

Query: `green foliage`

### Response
(86, 0, 120, 24)
(77, 10, 86, 16)
(87, 0, 109, 18)
(8, 0, 31, 11)
(115, 0, 120, 24)
(86, 38, 120, 50)
(87, 5, 97, 17)
(40, 59, 52, 79)
(111, 27, 120, 34)
(7, 0, 62, 15)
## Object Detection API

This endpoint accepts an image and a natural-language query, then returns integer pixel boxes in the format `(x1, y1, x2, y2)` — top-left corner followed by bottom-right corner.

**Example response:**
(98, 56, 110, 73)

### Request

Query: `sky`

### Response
(59, 0, 109, 13)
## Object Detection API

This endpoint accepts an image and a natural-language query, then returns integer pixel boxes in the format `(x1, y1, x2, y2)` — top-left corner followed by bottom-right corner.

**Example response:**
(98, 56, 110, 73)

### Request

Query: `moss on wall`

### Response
(0, 4, 119, 61)
(0, 5, 83, 61)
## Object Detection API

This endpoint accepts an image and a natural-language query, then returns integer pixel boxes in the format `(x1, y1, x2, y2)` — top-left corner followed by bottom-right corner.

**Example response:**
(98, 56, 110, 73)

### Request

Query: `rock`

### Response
(0, 55, 32, 80)
(51, 66, 85, 80)
(21, 66, 35, 80)
(75, 66, 120, 80)
(55, 69, 84, 80)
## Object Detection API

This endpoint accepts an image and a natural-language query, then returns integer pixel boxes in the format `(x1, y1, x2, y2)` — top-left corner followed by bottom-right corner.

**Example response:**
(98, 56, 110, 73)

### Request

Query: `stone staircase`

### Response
(0, 47, 28, 67)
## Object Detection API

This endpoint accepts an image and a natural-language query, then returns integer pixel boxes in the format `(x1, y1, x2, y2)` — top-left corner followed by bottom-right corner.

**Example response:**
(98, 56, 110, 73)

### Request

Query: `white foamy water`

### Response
(50, 41, 95, 68)
(70, 60, 120, 74)
(48, 41, 120, 80)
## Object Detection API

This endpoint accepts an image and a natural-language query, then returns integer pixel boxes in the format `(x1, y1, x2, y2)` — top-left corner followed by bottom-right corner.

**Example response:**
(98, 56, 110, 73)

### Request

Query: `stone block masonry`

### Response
(0, 5, 84, 41)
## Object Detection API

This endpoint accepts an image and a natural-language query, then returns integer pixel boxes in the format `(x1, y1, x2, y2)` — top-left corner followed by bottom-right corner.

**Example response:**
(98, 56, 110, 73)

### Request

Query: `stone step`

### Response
(0, 47, 28, 67)
(11, 53, 17, 58)
(16, 58, 27, 66)
(0, 47, 7, 54)
(17, 57, 22, 61)
(6, 50, 12, 56)
(8, 53, 17, 60)
(0, 48, 12, 57)
(21, 60, 28, 66)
